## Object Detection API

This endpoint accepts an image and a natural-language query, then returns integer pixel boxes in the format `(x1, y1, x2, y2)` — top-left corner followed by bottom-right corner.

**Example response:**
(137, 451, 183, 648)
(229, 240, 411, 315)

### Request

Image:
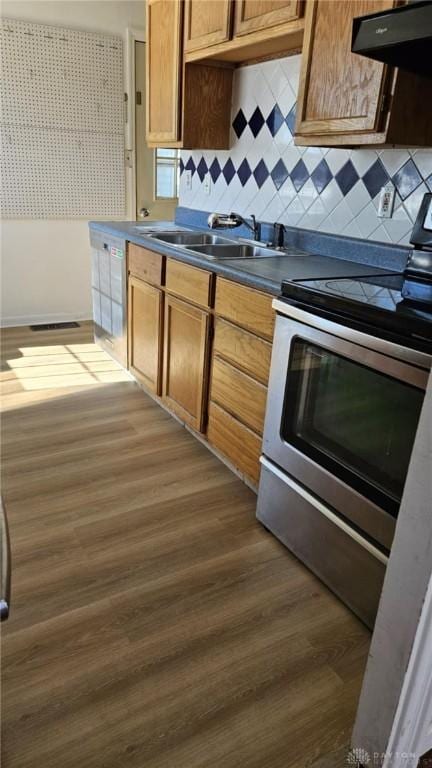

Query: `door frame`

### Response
(125, 27, 146, 220)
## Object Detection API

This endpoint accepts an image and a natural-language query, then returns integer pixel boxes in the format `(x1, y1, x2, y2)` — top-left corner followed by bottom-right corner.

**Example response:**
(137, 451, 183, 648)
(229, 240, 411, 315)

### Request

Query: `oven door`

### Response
(263, 306, 429, 551)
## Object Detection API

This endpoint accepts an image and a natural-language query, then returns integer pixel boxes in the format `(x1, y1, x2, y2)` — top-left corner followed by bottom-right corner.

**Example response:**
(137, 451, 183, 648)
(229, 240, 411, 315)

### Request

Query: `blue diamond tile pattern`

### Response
(232, 109, 247, 139)
(253, 159, 269, 188)
(182, 94, 430, 247)
(335, 160, 359, 196)
(286, 104, 296, 135)
(185, 156, 196, 176)
(392, 159, 423, 200)
(223, 158, 236, 185)
(266, 104, 284, 137)
(237, 158, 252, 187)
(196, 157, 208, 182)
(271, 159, 289, 190)
(311, 158, 332, 194)
(249, 106, 265, 137)
(291, 159, 309, 191)
(362, 159, 388, 199)
(209, 158, 221, 183)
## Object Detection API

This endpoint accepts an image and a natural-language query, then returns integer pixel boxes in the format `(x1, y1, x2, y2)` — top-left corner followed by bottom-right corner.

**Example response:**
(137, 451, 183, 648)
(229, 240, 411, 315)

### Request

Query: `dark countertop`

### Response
(89, 220, 401, 296)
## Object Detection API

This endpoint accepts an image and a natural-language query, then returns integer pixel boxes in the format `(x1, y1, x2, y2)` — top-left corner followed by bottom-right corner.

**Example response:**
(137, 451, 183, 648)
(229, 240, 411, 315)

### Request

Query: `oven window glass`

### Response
(282, 340, 424, 514)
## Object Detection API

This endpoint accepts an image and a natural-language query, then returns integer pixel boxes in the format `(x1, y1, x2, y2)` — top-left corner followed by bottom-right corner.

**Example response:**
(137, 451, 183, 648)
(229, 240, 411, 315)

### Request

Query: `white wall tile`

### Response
(179, 53, 432, 247)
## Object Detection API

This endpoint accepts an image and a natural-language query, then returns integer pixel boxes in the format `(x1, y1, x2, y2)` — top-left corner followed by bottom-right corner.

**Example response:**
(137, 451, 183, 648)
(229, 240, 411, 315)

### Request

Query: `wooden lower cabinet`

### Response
(128, 276, 163, 395)
(163, 294, 210, 432)
(215, 278, 274, 341)
(207, 402, 262, 485)
(211, 357, 267, 436)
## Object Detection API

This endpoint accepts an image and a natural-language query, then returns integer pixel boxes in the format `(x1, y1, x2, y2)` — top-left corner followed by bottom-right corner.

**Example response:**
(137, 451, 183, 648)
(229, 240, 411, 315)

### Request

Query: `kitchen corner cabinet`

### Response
(295, 0, 432, 147)
(146, 0, 233, 148)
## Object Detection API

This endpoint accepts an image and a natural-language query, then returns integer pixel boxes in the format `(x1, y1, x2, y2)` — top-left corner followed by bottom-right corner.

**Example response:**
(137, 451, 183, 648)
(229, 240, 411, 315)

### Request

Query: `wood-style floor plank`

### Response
(0, 323, 370, 767)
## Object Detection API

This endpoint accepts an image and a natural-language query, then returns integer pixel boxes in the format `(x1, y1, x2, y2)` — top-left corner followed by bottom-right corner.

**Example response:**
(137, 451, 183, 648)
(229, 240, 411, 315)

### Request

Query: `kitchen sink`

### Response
(186, 243, 280, 259)
(149, 232, 235, 246)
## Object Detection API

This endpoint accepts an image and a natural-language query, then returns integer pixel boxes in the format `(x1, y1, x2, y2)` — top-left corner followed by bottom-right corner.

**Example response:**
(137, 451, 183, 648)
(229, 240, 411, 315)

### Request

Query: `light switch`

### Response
(185, 170, 192, 191)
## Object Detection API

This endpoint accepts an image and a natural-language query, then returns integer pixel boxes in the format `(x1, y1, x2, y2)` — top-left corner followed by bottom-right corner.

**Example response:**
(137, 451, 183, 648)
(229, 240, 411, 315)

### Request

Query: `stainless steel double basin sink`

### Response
(146, 231, 280, 260)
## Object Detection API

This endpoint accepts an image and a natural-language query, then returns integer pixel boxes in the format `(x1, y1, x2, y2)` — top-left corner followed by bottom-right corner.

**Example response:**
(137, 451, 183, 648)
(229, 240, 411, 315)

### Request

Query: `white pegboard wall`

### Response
(0, 18, 126, 218)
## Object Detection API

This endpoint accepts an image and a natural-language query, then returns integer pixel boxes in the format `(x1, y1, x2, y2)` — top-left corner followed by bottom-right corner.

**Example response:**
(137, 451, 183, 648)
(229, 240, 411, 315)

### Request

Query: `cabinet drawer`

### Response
(213, 318, 272, 385)
(215, 278, 274, 340)
(208, 402, 262, 485)
(128, 244, 164, 286)
(166, 259, 213, 308)
(211, 357, 267, 435)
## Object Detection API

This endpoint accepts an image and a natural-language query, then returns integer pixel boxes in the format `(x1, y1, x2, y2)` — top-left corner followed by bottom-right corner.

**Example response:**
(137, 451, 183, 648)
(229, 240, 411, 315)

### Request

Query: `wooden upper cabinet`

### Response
(146, 0, 182, 144)
(296, 0, 394, 140)
(184, 0, 233, 52)
(295, 0, 432, 146)
(234, 0, 303, 36)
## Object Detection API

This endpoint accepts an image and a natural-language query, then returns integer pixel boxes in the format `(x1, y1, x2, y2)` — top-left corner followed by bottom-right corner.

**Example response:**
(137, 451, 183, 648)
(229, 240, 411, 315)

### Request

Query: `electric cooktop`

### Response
(281, 272, 432, 348)
(281, 193, 432, 352)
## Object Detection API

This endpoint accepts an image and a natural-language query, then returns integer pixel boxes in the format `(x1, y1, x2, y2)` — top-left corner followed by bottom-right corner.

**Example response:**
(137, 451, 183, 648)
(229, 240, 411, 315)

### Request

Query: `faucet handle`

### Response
(273, 222, 286, 248)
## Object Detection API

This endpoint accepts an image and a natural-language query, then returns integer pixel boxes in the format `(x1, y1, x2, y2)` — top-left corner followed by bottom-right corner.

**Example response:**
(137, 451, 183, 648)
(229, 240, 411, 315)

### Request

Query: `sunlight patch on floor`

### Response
(2, 342, 131, 392)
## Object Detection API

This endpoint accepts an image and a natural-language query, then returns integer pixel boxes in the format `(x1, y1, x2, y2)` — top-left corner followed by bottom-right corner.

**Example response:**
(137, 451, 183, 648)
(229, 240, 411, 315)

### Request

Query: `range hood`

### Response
(352, 1, 432, 77)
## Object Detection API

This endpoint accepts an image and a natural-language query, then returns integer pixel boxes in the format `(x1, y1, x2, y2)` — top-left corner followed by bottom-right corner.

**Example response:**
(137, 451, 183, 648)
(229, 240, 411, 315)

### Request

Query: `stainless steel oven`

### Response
(257, 299, 431, 628)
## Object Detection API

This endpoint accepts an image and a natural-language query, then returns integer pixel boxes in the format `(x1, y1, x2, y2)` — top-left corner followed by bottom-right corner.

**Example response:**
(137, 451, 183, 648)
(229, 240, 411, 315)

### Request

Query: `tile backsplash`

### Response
(179, 54, 432, 246)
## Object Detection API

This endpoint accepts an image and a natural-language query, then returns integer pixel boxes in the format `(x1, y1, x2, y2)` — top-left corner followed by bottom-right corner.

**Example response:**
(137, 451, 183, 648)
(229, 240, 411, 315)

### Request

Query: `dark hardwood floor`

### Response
(0, 323, 370, 767)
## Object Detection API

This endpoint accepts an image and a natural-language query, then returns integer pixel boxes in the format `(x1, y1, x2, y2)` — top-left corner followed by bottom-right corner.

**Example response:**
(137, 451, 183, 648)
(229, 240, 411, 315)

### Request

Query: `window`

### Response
(155, 148, 180, 199)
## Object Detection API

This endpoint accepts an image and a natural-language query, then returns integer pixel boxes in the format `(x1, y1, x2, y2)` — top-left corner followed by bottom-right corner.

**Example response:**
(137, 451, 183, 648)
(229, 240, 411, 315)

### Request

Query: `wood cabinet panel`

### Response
(207, 402, 262, 485)
(185, 0, 232, 52)
(213, 318, 271, 385)
(296, 0, 394, 138)
(146, 0, 182, 143)
(215, 278, 274, 341)
(211, 357, 267, 435)
(128, 277, 163, 395)
(163, 295, 210, 432)
(128, 244, 164, 286)
(234, 0, 303, 36)
(166, 259, 213, 309)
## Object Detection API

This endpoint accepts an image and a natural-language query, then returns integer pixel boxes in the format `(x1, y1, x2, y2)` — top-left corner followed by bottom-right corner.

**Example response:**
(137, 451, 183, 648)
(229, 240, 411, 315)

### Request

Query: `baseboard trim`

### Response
(1, 313, 93, 328)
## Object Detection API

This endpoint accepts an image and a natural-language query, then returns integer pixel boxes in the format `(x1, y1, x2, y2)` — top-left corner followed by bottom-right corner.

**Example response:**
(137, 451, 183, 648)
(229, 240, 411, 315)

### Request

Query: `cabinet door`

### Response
(296, 0, 395, 138)
(234, 0, 302, 36)
(146, 0, 182, 144)
(163, 295, 210, 432)
(128, 277, 163, 395)
(185, 0, 232, 52)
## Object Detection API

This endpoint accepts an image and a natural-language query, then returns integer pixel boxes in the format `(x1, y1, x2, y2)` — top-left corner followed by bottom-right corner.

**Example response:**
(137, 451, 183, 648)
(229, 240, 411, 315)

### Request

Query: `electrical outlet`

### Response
(378, 182, 396, 218)
(203, 173, 211, 196)
(185, 170, 192, 191)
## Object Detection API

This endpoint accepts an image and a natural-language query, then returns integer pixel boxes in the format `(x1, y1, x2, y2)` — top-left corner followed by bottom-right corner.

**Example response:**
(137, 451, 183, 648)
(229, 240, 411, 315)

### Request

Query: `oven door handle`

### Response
(260, 457, 389, 566)
(0, 498, 11, 621)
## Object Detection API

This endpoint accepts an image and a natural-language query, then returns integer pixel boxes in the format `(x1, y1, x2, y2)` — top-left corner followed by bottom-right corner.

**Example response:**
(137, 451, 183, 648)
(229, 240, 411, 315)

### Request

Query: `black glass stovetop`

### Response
(281, 272, 432, 350)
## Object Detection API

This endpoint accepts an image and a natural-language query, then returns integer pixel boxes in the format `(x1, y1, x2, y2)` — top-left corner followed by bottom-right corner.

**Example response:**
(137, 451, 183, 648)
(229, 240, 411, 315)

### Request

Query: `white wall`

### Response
(1, 1, 145, 327)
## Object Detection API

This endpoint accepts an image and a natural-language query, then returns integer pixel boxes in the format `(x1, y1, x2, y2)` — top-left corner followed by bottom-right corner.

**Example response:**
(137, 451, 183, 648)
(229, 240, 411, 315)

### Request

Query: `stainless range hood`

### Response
(352, 1, 432, 77)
